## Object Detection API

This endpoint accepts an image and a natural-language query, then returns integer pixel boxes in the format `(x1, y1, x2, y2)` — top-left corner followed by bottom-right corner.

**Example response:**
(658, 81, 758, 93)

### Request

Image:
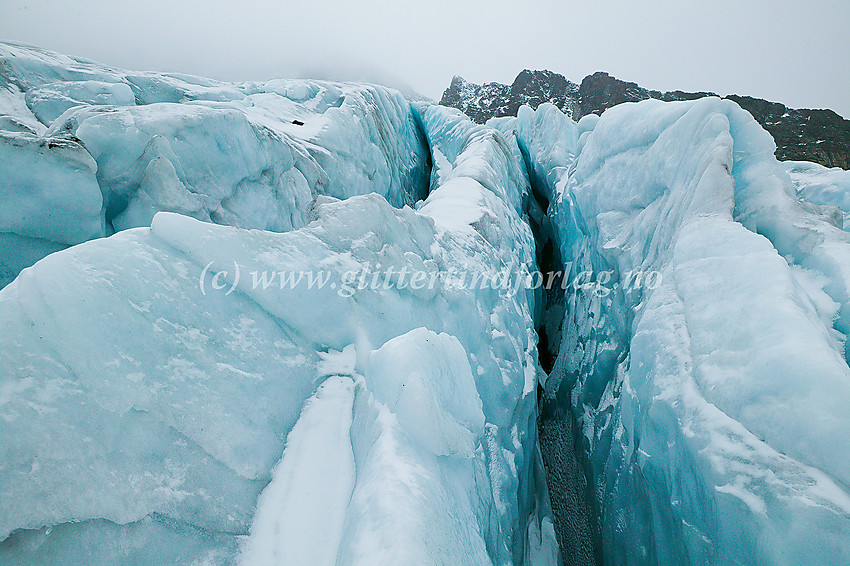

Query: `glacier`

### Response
(784, 160, 850, 230)
(1, 42, 850, 566)
(0, 41, 429, 287)
(496, 99, 850, 565)
(0, 43, 556, 565)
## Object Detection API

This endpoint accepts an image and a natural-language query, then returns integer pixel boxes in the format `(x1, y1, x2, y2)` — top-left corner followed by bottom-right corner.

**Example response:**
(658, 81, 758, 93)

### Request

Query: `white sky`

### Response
(2, 0, 848, 118)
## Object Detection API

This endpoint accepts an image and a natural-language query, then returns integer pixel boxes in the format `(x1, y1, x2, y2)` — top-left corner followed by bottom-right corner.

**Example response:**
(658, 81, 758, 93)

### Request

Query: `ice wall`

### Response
(783, 160, 850, 230)
(508, 98, 850, 565)
(0, 99, 558, 565)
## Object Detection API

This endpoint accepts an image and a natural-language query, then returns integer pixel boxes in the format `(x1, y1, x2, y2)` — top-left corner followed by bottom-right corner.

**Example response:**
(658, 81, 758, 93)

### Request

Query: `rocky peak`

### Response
(441, 70, 850, 169)
(506, 69, 579, 117)
(577, 71, 651, 116)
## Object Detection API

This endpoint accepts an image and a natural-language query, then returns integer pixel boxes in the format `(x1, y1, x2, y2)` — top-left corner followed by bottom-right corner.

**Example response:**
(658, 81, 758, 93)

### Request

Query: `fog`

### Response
(2, 0, 848, 117)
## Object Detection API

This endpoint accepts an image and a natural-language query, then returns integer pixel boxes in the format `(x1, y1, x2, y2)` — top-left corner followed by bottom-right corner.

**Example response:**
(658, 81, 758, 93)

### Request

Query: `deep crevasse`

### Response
(496, 99, 850, 565)
(2, 42, 850, 566)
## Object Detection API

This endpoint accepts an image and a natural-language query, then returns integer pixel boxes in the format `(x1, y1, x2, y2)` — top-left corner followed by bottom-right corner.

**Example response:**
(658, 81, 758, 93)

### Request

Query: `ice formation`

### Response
(784, 160, 850, 230)
(0, 41, 429, 287)
(1, 43, 849, 566)
(499, 99, 850, 565)
(0, 43, 556, 565)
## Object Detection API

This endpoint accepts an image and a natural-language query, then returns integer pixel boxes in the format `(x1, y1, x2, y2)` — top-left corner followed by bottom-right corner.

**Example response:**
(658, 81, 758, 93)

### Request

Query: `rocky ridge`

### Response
(441, 70, 850, 169)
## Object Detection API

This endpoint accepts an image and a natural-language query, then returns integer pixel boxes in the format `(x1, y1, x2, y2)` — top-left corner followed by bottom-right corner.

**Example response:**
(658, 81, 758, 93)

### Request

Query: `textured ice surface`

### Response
(0, 127, 104, 286)
(3, 43, 850, 566)
(0, 100, 557, 564)
(784, 160, 850, 229)
(507, 98, 850, 565)
(0, 41, 428, 287)
(239, 375, 356, 566)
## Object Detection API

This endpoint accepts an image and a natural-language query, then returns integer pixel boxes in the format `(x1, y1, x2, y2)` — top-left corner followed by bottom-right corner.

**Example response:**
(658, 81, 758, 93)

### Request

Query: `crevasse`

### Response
(498, 99, 850, 565)
(1, 42, 849, 566)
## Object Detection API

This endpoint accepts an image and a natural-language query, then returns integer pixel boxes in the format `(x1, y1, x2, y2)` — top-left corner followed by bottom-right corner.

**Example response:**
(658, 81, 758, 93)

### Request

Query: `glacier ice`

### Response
(0, 79, 557, 565)
(0, 41, 429, 287)
(2, 42, 850, 566)
(239, 375, 356, 566)
(500, 98, 850, 565)
(784, 160, 850, 230)
(0, 127, 104, 286)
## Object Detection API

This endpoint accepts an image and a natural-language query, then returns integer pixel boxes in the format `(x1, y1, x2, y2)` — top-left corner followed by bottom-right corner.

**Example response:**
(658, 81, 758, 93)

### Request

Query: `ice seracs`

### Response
(0, 129, 104, 286)
(2, 42, 850, 566)
(0, 41, 429, 287)
(503, 97, 850, 565)
(783, 160, 850, 229)
(0, 76, 557, 564)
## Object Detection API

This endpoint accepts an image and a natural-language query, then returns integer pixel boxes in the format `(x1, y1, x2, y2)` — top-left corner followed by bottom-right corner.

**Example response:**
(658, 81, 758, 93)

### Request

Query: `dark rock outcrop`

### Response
(441, 70, 850, 169)
(725, 95, 850, 168)
(440, 75, 513, 125)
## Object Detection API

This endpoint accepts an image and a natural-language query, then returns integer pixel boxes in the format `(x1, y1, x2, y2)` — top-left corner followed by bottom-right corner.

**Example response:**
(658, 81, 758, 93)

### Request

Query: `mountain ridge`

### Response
(441, 70, 850, 169)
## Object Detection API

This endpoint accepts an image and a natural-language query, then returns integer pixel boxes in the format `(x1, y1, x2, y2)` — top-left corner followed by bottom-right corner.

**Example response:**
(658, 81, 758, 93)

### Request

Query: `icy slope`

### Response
(503, 99, 850, 565)
(0, 41, 429, 287)
(0, 103, 558, 565)
(3, 42, 850, 566)
(784, 160, 850, 229)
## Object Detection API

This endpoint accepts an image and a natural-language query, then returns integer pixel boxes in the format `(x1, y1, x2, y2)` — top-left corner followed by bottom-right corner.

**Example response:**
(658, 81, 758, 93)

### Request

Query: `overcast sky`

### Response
(2, 0, 848, 118)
